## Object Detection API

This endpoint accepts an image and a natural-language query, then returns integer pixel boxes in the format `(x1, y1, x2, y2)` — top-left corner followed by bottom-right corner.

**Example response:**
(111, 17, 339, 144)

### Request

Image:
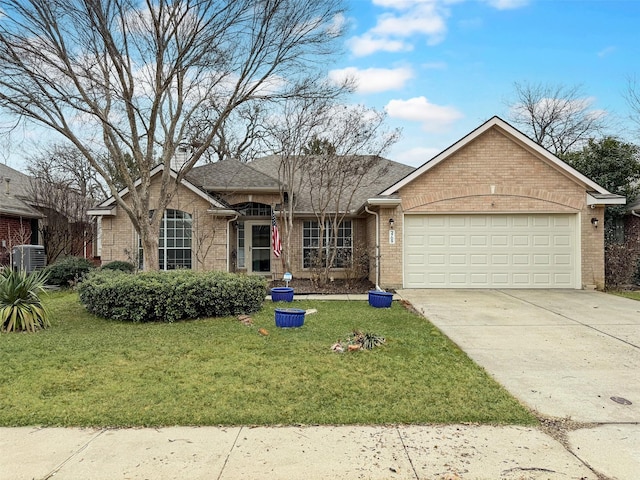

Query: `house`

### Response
(0, 163, 43, 265)
(89, 116, 625, 289)
(1, 162, 97, 265)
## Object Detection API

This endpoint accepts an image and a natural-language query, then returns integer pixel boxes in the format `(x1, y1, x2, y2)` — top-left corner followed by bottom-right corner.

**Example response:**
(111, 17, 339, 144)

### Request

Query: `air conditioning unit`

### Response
(12, 245, 47, 273)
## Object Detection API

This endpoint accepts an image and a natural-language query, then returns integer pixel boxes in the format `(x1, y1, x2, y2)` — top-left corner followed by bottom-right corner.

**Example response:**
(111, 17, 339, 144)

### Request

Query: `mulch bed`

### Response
(268, 278, 376, 295)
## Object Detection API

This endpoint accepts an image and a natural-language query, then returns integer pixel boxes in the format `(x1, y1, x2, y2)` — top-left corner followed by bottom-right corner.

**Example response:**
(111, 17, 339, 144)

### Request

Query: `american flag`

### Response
(272, 211, 282, 258)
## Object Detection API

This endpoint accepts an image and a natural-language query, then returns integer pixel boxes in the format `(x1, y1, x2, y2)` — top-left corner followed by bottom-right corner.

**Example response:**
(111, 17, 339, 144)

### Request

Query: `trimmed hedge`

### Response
(43, 256, 95, 287)
(78, 270, 267, 322)
(101, 260, 135, 273)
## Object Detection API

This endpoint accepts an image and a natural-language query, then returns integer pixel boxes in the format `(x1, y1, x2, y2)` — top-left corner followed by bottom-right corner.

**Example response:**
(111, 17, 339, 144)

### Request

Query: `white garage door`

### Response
(404, 214, 578, 288)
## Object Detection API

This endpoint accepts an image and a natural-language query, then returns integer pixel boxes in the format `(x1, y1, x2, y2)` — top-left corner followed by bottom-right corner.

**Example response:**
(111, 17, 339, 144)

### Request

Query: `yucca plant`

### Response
(0, 267, 51, 333)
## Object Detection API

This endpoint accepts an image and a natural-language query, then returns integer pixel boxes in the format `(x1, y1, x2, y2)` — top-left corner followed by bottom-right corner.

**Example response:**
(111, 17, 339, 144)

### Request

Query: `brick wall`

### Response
(0, 215, 32, 266)
(378, 127, 605, 289)
(97, 179, 370, 279)
(99, 181, 230, 271)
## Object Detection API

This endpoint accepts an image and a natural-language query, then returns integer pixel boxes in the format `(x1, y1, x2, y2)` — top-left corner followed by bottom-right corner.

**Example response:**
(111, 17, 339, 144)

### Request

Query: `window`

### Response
(237, 222, 245, 268)
(303, 220, 352, 269)
(234, 202, 271, 217)
(139, 209, 192, 270)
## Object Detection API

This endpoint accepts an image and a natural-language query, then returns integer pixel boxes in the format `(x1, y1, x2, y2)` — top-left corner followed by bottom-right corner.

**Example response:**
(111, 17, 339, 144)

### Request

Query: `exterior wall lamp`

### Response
(388, 218, 394, 229)
(591, 217, 599, 228)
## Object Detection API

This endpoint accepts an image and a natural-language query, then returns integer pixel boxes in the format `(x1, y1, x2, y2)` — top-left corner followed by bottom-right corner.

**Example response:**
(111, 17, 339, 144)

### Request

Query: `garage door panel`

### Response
(428, 235, 446, 246)
(512, 235, 530, 246)
(404, 214, 577, 288)
(450, 235, 466, 246)
(450, 254, 466, 264)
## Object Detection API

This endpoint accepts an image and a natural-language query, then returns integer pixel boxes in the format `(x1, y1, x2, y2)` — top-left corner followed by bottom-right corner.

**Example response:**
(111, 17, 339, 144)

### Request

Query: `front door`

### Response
(248, 221, 271, 274)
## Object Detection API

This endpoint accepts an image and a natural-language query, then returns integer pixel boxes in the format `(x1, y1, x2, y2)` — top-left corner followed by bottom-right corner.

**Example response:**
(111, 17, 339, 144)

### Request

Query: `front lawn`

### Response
(611, 290, 640, 301)
(0, 291, 536, 427)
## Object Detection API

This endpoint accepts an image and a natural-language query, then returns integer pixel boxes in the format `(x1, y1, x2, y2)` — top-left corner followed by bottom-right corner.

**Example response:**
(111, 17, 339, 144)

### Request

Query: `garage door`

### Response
(404, 214, 578, 288)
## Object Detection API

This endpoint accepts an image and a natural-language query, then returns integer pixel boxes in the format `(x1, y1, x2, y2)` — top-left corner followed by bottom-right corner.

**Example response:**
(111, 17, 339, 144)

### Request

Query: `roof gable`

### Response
(381, 116, 615, 196)
(97, 164, 229, 209)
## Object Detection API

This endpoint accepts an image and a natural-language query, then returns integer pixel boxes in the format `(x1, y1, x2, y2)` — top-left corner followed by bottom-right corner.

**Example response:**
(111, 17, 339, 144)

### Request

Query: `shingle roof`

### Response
(0, 163, 42, 218)
(0, 194, 43, 218)
(0, 163, 32, 199)
(249, 155, 415, 213)
(187, 158, 281, 191)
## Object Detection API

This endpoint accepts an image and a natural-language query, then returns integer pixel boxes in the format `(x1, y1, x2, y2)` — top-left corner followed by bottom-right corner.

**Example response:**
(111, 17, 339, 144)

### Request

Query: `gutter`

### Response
(226, 215, 239, 272)
(364, 206, 382, 291)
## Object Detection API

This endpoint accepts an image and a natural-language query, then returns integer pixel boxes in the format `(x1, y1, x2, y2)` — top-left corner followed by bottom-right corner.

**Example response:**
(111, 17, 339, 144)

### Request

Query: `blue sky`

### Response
(3, 0, 639, 171)
(334, 0, 640, 166)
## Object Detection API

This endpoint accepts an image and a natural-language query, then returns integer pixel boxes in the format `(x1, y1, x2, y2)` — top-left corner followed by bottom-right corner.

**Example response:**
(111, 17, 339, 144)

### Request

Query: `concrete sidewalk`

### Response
(2, 424, 598, 480)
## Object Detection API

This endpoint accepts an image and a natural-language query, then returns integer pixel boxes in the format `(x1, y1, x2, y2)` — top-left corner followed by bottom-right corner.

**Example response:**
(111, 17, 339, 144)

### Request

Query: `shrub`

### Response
(0, 267, 51, 332)
(78, 270, 267, 322)
(44, 256, 95, 287)
(101, 260, 135, 273)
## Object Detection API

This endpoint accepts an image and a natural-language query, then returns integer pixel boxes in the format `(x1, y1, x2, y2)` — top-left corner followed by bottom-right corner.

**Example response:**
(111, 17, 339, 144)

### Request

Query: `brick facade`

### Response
(98, 182, 230, 271)
(375, 127, 606, 289)
(0, 215, 33, 266)
(98, 179, 370, 280)
(95, 121, 612, 289)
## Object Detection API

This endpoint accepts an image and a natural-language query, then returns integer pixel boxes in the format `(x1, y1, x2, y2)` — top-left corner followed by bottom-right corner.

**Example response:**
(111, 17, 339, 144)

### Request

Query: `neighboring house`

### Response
(614, 198, 640, 284)
(0, 162, 96, 266)
(89, 116, 625, 289)
(0, 163, 43, 266)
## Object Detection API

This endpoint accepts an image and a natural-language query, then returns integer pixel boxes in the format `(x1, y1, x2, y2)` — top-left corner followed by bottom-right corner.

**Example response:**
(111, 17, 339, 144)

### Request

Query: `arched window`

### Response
(140, 209, 192, 270)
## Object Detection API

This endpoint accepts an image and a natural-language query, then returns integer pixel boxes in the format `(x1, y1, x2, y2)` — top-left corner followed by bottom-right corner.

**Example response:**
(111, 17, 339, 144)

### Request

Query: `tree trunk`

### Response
(139, 224, 160, 271)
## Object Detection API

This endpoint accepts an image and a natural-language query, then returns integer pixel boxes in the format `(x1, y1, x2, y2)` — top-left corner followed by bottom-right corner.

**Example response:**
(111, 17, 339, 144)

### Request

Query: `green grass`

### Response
(0, 291, 536, 427)
(611, 290, 640, 301)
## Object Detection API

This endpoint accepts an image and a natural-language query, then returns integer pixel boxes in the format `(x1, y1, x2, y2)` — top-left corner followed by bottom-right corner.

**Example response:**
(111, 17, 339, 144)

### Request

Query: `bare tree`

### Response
(264, 95, 399, 283)
(625, 75, 640, 137)
(0, 0, 345, 270)
(28, 144, 106, 201)
(2, 221, 31, 267)
(26, 146, 98, 262)
(192, 209, 215, 270)
(507, 82, 607, 155)
(264, 93, 338, 273)
(189, 101, 271, 163)
(303, 106, 400, 284)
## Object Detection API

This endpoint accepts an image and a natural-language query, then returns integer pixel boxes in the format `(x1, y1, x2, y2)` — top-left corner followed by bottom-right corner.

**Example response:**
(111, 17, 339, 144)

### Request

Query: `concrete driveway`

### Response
(397, 289, 640, 479)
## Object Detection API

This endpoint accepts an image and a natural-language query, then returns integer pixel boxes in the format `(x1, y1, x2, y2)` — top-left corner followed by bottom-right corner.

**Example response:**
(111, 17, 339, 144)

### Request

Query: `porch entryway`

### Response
(245, 221, 271, 274)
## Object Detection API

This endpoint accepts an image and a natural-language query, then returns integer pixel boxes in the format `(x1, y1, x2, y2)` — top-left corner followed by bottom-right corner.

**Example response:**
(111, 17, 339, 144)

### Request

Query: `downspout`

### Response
(364, 206, 381, 291)
(226, 215, 238, 272)
(632, 209, 640, 218)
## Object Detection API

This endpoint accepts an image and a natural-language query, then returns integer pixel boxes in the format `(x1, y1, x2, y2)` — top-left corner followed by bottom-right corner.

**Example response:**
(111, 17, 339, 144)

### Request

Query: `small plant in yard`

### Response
(0, 267, 50, 332)
(331, 329, 386, 353)
(43, 256, 95, 287)
(101, 260, 135, 273)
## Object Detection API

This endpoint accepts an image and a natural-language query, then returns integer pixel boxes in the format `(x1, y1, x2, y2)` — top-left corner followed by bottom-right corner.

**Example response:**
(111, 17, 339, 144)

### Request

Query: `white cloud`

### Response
(372, 4, 447, 42)
(395, 146, 443, 167)
(348, 0, 528, 57)
(346, 34, 411, 57)
(385, 96, 463, 132)
(347, 2, 448, 57)
(328, 66, 413, 94)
